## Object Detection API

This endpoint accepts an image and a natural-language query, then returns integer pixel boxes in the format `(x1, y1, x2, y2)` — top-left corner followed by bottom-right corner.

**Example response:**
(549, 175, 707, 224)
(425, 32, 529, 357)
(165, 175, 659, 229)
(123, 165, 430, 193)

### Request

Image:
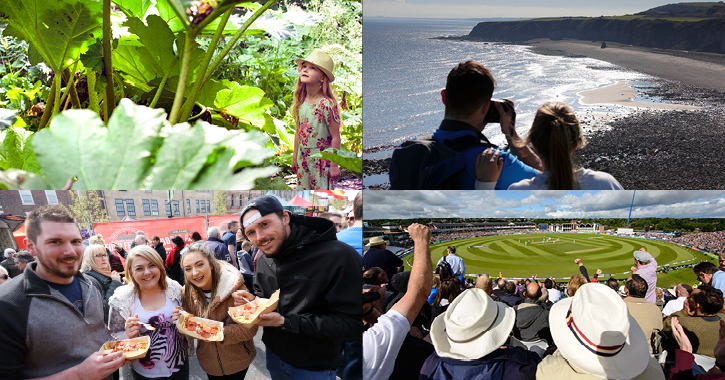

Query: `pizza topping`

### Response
(233, 303, 261, 322)
(113, 340, 148, 353)
(181, 313, 221, 340)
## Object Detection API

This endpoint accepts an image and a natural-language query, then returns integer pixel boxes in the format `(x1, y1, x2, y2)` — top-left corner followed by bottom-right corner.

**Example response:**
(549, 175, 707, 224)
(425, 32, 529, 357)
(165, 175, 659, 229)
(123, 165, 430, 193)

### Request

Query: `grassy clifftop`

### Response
(468, 2, 725, 53)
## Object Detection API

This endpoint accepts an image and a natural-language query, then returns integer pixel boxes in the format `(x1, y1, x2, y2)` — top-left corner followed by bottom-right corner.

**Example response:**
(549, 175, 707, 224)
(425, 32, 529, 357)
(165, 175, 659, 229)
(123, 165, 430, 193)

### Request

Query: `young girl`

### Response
(172, 244, 257, 380)
(108, 246, 189, 379)
(507, 102, 623, 190)
(291, 49, 342, 190)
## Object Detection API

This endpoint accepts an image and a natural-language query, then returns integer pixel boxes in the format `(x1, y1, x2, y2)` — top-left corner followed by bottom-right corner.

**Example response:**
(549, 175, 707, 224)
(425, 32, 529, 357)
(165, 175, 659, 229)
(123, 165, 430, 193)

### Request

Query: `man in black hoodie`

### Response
(232, 195, 361, 379)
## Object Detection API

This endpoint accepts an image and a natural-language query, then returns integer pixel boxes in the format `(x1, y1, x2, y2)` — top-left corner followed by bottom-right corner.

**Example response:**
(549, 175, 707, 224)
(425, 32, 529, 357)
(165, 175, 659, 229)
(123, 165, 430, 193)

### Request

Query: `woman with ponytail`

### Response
(507, 102, 623, 190)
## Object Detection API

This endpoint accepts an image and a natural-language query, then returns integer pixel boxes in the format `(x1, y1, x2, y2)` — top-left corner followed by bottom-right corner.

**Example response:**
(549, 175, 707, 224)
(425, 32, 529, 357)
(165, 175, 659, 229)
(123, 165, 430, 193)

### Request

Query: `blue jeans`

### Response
(336, 339, 362, 380)
(266, 349, 336, 380)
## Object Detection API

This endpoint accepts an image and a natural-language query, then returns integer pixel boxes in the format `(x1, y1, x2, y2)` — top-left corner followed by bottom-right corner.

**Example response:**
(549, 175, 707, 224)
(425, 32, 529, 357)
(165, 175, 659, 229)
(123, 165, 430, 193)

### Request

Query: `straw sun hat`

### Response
(365, 236, 386, 247)
(550, 283, 649, 379)
(430, 288, 515, 360)
(295, 49, 335, 82)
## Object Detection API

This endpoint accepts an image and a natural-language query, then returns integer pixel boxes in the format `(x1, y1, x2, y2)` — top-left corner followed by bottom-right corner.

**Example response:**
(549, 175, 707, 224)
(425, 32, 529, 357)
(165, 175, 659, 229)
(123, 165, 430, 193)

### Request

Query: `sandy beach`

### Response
(528, 38, 725, 92)
(578, 81, 700, 110)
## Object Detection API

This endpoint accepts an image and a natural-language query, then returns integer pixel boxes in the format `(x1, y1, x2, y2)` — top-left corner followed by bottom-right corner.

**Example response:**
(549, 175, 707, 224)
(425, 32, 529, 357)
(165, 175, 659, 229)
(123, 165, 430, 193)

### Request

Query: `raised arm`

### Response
(498, 100, 543, 171)
(392, 224, 432, 325)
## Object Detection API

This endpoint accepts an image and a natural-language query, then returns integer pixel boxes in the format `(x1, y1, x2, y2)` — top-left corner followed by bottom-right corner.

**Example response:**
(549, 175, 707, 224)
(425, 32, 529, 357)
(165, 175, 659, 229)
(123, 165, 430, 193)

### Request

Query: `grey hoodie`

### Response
(0, 262, 112, 380)
(513, 299, 552, 344)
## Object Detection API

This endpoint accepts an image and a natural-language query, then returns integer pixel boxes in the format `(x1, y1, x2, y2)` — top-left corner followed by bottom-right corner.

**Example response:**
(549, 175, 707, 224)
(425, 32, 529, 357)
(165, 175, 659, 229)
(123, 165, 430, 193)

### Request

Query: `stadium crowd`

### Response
(674, 231, 725, 254)
(363, 225, 725, 380)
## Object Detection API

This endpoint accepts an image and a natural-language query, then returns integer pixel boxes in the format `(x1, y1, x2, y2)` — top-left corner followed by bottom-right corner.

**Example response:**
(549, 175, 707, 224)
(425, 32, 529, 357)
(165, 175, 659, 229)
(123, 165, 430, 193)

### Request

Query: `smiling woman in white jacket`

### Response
(108, 245, 190, 380)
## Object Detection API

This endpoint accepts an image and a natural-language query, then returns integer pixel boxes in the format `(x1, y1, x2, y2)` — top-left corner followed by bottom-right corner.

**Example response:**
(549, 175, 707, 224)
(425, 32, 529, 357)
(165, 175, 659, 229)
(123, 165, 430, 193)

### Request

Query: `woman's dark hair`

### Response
(171, 235, 185, 247)
(527, 102, 585, 190)
(433, 277, 462, 306)
(191, 232, 202, 241)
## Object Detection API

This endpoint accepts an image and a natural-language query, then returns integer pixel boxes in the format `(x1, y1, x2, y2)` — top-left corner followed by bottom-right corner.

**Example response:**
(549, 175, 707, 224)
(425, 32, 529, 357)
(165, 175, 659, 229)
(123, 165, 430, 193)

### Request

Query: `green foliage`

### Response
(0, 127, 40, 172)
(11, 99, 276, 189)
(0, 0, 361, 188)
(310, 148, 361, 178)
(197, 79, 275, 131)
(0, 0, 102, 72)
(209, 0, 362, 176)
(0, 30, 51, 126)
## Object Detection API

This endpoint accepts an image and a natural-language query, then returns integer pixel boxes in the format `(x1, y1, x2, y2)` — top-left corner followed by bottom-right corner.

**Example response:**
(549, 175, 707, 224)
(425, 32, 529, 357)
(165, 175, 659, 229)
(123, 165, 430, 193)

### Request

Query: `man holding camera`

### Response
(391, 60, 541, 190)
(435, 60, 543, 189)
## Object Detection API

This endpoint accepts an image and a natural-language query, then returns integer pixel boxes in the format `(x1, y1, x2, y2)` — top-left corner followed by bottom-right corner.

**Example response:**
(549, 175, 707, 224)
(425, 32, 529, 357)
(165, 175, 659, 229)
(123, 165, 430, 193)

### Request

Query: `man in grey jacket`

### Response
(0, 205, 125, 380)
(513, 281, 552, 345)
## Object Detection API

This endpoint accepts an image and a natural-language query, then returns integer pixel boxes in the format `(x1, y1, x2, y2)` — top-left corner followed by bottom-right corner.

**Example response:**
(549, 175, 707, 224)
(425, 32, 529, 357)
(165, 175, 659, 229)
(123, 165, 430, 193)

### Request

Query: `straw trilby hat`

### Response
(430, 288, 515, 360)
(550, 283, 649, 379)
(366, 236, 386, 247)
(295, 49, 335, 82)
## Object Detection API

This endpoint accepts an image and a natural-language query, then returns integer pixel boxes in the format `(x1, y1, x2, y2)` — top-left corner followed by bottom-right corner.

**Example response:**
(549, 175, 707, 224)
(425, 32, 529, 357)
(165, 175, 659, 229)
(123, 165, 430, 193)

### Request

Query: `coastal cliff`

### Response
(468, 3, 725, 54)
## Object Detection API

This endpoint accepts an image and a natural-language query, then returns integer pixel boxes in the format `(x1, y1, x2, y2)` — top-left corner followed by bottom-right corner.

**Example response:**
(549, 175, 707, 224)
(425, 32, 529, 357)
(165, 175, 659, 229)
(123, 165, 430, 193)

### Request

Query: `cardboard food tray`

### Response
(176, 311, 225, 341)
(228, 289, 280, 327)
(101, 336, 150, 360)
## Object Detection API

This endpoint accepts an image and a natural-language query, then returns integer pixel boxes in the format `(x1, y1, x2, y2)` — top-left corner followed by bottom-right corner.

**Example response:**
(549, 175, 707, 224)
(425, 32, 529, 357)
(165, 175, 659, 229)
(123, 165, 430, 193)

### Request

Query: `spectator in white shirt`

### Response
(662, 283, 693, 318)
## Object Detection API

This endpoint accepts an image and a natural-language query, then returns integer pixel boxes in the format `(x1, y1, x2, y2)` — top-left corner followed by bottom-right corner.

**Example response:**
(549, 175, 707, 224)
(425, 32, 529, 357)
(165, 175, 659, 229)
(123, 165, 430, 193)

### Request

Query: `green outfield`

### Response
(405, 233, 715, 289)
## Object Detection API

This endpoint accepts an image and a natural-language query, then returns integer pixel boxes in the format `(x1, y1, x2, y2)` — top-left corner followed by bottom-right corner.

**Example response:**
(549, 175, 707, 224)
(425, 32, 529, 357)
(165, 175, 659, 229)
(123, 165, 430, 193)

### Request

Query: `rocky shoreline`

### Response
(364, 78, 725, 190)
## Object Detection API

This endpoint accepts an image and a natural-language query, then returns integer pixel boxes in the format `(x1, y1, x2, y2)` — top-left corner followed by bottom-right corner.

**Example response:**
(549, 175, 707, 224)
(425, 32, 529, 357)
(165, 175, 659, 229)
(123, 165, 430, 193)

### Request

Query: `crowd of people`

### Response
(363, 224, 725, 380)
(0, 192, 363, 380)
(674, 231, 725, 254)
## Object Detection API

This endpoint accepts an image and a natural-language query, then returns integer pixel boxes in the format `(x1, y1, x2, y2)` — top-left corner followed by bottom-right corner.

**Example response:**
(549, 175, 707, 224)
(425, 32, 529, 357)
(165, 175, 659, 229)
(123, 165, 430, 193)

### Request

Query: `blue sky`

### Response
(364, 191, 725, 219)
(363, 0, 677, 19)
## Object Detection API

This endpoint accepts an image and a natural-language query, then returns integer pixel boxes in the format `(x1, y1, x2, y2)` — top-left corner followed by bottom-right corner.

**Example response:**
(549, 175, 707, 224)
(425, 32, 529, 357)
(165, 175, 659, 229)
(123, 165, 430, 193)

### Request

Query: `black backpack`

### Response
(435, 257, 453, 280)
(389, 135, 495, 189)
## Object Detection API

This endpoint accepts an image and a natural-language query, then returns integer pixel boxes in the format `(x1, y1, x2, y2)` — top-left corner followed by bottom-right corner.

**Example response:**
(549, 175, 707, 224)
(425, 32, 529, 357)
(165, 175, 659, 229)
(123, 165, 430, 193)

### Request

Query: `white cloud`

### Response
(365, 190, 725, 219)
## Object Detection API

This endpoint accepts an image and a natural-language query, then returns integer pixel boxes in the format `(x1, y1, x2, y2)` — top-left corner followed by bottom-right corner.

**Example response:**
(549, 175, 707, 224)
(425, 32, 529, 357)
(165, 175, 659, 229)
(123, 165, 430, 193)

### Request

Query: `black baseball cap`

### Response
(239, 195, 284, 236)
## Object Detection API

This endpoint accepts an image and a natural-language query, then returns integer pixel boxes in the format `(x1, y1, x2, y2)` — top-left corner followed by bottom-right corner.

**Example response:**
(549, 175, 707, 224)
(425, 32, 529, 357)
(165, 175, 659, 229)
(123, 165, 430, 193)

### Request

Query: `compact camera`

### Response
(483, 99, 514, 124)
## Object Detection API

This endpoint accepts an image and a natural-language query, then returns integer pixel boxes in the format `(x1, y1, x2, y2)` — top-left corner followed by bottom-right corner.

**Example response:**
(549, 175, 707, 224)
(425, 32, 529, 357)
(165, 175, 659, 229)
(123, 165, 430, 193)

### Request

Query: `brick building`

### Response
(0, 190, 75, 216)
(0, 190, 299, 222)
(225, 190, 296, 213)
(101, 191, 215, 221)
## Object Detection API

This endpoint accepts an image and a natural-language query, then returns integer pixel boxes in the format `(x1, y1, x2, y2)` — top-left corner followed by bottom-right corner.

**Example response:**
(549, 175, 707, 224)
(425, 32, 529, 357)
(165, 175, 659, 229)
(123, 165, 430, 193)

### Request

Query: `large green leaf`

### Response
(310, 148, 361, 178)
(0, 0, 102, 72)
(30, 98, 277, 189)
(213, 82, 274, 131)
(112, 0, 154, 19)
(0, 109, 17, 130)
(145, 122, 228, 189)
(0, 169, 51, 190)
(33, 99, 166, 189)
(0, 127, 41, 173)
(113, 15, 181, 88)
(124, 15, 179, 74)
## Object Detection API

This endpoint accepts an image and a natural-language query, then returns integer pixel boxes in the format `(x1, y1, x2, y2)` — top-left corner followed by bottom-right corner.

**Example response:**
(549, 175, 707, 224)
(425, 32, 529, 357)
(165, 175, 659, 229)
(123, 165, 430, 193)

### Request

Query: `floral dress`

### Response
(296, 97, 340, 189)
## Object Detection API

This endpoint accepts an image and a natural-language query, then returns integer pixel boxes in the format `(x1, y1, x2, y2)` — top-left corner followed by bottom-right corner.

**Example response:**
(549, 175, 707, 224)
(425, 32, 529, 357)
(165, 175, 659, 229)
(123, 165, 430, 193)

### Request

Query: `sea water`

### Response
(363, 17, 657, 178)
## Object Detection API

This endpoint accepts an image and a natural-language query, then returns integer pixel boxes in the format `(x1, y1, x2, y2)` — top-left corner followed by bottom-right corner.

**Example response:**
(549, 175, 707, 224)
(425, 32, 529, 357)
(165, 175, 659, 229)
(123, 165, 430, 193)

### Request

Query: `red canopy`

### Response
(13, 224, 26, 250)
(289, 195, 318, 207)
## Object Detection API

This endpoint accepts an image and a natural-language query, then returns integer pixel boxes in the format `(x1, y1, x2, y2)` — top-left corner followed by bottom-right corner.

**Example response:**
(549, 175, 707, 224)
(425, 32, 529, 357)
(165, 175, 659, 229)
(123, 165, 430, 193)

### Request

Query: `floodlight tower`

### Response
(627, 190, 636, 228)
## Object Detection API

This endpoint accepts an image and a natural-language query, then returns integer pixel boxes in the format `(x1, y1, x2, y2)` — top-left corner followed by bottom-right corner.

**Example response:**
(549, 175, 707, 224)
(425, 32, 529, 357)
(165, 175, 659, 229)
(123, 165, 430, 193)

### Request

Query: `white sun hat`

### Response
(550, 283, 650, 379)
(429, 288, 515, 360)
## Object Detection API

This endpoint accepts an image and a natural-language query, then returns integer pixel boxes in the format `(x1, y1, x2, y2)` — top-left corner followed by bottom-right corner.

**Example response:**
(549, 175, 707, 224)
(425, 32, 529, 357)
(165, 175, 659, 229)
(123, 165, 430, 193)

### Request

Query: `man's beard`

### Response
(35, 246, 80, 279)
(260, 228, 289, 257)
